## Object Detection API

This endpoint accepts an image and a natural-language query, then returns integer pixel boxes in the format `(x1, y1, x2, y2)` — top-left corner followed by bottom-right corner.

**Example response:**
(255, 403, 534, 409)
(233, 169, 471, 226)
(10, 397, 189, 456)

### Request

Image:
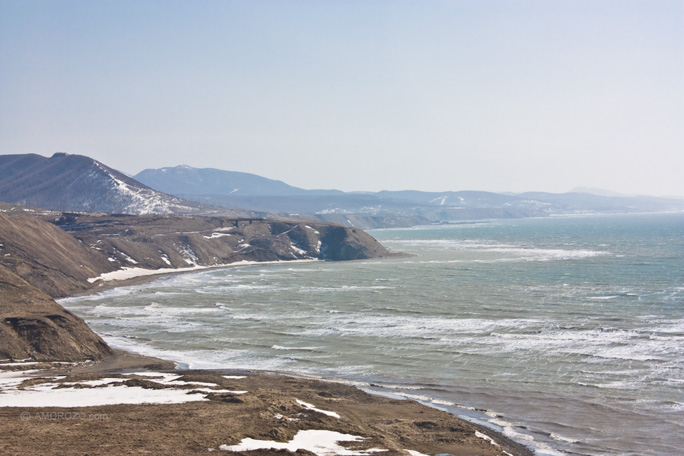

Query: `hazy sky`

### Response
(1, 0, 682, 196)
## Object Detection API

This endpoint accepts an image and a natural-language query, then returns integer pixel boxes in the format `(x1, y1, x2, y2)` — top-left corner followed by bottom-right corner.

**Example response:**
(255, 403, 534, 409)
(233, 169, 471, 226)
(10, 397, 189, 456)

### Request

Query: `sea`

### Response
(59, 213, 684, 456)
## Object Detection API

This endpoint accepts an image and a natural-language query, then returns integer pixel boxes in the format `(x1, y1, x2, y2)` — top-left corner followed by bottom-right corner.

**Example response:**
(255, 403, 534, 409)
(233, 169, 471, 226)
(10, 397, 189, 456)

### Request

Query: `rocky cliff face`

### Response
(0, 265, 112, 361)
(0, 208, 395, 361)
(52, 213, 395, 275)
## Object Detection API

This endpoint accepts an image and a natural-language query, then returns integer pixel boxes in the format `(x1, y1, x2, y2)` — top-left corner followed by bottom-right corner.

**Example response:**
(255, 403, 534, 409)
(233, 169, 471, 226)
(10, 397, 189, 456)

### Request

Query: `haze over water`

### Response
(61, 213, 684, 455)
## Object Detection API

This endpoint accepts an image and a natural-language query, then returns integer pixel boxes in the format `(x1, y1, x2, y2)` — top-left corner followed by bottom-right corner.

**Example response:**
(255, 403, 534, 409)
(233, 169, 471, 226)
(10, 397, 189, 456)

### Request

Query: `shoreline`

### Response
(1, 355, 534, 456)
(72, 258, 324, 298)
(6, 261, 535, 455)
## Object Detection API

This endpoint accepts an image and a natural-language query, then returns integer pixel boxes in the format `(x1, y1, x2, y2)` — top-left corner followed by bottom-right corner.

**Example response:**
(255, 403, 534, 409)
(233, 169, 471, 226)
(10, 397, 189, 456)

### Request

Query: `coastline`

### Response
(75, 258, 324, 297)
(1, 356, 533, 456)
(3, 262, 534, 456)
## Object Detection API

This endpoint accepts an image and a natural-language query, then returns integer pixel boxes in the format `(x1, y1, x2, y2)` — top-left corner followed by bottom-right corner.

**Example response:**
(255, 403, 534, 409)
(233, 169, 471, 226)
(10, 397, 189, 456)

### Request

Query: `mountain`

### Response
(135, 165, 343, 197)
(516, 191, 684, 214)
(0, 153, 250, 217)
(135, 166, 548, 227)
(136, 165, 684, 228)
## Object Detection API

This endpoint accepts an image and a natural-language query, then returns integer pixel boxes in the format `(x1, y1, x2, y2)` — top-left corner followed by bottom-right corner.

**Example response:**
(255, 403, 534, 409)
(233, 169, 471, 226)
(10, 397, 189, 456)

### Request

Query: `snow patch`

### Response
(204, 232, 232, 239)
(295, 399, 341, 418)
(0, 371, 248, 407)
(218, 430, 383, 455)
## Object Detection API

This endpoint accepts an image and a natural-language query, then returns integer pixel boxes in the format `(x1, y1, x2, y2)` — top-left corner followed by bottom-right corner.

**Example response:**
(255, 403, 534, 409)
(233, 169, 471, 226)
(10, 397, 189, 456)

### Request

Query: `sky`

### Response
(1, 0, 682, 196)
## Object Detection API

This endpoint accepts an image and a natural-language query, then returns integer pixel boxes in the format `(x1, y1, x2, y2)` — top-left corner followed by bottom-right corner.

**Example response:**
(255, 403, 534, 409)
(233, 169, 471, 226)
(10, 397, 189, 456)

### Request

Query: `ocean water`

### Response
(60, 213, 684, 455)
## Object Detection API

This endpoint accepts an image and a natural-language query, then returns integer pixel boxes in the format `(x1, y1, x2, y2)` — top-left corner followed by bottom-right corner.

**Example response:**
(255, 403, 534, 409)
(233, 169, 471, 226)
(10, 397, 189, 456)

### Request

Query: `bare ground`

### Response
(0, 353, 533, 456)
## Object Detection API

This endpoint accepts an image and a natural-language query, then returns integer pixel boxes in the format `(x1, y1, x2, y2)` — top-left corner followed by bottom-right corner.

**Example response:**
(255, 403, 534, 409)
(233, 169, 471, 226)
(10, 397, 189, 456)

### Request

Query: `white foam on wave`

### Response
(387, 238, 609, 262)
(271, 345, 319, 352)
(305, 314, 543, 339)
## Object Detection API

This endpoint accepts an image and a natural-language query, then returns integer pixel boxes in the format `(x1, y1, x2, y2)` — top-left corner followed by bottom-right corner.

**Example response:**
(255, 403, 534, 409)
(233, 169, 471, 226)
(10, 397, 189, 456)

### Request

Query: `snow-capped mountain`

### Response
(0, 153, 248, 216)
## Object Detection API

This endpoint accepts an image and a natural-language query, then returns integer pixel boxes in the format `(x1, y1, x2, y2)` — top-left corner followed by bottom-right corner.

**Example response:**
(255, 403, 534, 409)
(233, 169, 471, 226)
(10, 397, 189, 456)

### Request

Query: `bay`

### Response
(61, 213, 684, 455)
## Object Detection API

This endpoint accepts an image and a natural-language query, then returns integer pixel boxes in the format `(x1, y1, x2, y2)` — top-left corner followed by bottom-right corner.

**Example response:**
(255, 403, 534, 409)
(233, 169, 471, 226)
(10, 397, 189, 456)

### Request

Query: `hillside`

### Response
(53, 213, 394, 278)
(0, 153, 250, 217)
(0, 264, 112, 361)
(135, 165, 342, 197)
(0, 204, 394, 361)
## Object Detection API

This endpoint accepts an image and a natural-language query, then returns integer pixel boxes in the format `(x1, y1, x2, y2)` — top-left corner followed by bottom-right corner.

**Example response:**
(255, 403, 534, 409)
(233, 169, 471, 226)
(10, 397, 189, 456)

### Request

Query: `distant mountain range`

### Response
(0, 153, 250, 217)
(1, 153, 682, 229)
(134, 164, 684, 228)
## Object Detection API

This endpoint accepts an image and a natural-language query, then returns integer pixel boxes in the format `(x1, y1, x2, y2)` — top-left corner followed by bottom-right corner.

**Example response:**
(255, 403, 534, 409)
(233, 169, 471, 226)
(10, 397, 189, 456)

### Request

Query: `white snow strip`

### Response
(0, 385, 209, 407)
(290, 242, 308, 256)
(475, 431, 500, 447)
(219, 430, 383, 456)
(61, 378, 126, 387)
(204, 232, 232, 239)
(87, 259, 322, 283)
(88, 265, 209, 283)
(117, 250, 138, 264)
(222, 375, 247, 380)
(0, 370, 40, 387)
(126, 372, 181, 381)
(406, 451, 430, 456)
(295, 399, 341, 419)
(194, 389, 247, 395)
(0, 371, 242, 407)
(124, 372, 217, 387)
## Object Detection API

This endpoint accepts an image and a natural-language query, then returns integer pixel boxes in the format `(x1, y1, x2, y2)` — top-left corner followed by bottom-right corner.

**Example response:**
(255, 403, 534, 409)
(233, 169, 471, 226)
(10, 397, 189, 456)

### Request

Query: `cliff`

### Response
(0, 209, 395, 361)
(52, 213, 395, 277)
(0, 265, 112, 361)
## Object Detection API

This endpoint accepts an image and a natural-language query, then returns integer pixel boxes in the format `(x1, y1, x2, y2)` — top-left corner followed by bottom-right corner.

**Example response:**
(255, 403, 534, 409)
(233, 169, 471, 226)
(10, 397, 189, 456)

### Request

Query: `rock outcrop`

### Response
(53, 213, 396, 273)
(0, 265, 112, 361)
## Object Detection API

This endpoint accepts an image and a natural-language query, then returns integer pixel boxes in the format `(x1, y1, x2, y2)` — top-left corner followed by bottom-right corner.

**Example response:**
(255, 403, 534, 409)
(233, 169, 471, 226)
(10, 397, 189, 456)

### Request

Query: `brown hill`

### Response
(0, 264, 111, 361)
(0, 212, 115, 297)
(1, 207, 395, 361)
(52, 213, 394, 278)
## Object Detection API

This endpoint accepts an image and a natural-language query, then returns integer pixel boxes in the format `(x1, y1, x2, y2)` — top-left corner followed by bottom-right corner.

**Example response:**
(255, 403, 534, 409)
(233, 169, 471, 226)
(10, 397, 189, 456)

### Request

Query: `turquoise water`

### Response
(61, 213, 684, 455)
